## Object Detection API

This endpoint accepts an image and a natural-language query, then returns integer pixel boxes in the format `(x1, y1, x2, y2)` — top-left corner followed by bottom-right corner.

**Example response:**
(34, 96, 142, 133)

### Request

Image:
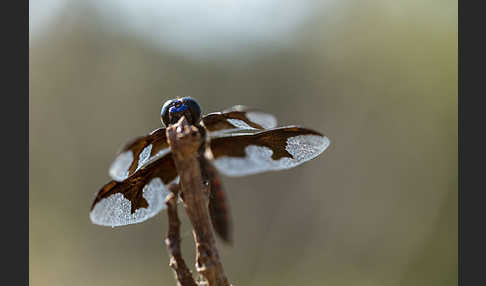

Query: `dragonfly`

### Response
(90, 97, 331, 242)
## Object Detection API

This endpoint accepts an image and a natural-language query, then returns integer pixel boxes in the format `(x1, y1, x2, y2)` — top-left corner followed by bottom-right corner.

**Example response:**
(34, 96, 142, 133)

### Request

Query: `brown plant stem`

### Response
(166, 117, 231, 286)
(165, 183, 197, 286)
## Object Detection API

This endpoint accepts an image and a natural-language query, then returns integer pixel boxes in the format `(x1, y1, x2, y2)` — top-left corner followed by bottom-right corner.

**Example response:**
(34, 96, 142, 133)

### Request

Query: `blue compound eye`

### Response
(161, 97, 202, 126)
(181, 97, 201, 122)
(161, 99, 175, 126)
(169, 104, 188, 113)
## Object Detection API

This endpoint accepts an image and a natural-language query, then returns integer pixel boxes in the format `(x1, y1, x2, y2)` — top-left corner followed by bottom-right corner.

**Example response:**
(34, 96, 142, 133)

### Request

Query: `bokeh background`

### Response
(29, 1, 457, 285)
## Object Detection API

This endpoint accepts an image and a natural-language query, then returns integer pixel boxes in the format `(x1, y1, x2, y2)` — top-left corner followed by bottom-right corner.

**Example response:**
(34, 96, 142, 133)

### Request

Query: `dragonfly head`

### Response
(161, 97, 202, 126)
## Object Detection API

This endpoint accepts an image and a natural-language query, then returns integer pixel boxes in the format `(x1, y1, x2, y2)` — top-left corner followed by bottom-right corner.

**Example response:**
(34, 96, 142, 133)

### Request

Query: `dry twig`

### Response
(165, 183, 197, 286)
(166, 116, 231, 286)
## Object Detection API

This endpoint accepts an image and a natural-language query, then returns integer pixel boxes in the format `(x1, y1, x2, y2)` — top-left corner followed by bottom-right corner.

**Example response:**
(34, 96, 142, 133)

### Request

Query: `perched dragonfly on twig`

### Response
(90, 97, 331, 242)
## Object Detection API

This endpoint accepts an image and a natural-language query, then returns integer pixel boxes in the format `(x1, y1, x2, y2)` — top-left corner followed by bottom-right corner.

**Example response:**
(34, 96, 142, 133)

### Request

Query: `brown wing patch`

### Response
(202, 107, 276, 135)
(92, 153, 177, 214)
(202, 111, 263, 132)
(209, 126, 329, 177)
(210, 126, 322, 160)
(110, 128, 170, 181)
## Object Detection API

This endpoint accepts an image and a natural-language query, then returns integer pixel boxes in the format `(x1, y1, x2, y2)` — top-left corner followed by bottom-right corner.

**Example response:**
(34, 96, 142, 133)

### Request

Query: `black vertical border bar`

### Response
(458, 0, 462, 284)
(2, 0, 29, 285)
(459, 0, 486, 285)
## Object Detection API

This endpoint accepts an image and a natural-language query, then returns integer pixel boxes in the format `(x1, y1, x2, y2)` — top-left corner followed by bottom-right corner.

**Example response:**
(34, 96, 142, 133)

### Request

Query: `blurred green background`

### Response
(29, 1, 457, 285)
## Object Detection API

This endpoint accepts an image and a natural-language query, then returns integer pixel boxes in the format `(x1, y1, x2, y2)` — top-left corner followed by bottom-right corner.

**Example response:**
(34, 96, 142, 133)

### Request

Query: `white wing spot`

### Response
(143, 148, 170, 167)
(227, 119, 257, 130)
(137, 144, 152, 170)
(90, 177, 169, 227)
(285, 135, 330, 162)
(246, 112, 277, 129)
(109, 151, 133, 182)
